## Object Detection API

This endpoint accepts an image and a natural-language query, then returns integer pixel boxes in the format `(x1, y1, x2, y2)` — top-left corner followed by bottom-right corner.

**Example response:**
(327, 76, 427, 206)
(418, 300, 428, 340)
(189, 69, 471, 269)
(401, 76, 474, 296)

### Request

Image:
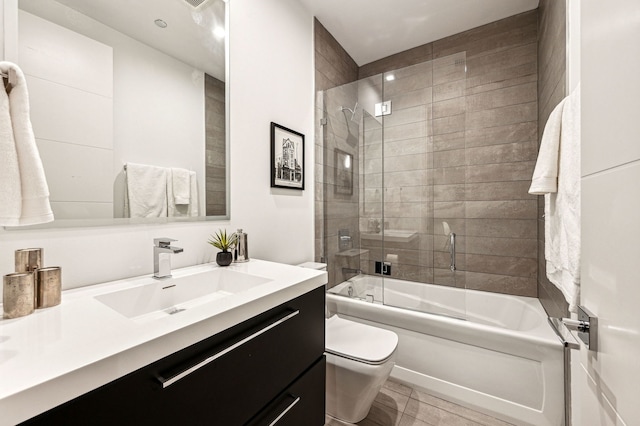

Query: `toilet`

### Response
(297, 262, 399, 423)
(325, 314, 398, 423)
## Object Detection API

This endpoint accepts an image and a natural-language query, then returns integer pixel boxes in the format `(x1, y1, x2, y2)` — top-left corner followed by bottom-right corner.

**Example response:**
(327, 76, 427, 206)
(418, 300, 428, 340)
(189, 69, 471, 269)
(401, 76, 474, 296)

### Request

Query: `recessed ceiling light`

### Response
(154, 19, 168, 28)
(385, 74, 395, 82)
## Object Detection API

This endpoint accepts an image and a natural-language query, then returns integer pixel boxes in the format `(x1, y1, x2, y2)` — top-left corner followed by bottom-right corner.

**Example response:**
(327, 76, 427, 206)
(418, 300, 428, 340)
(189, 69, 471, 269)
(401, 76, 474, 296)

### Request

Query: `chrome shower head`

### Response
(339, 102, 362, 125)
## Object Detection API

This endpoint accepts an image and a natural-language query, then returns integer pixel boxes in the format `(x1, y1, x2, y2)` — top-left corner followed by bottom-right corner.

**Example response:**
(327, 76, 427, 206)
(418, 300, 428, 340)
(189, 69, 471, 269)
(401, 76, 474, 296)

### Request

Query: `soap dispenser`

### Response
(234, 229, 249, 263)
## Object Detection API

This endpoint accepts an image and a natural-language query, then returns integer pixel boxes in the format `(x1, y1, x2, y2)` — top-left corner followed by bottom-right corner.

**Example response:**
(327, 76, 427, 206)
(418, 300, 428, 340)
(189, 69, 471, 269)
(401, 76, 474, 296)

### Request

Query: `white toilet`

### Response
(297, 262, 399, 423)
(325, 314, 398, 423)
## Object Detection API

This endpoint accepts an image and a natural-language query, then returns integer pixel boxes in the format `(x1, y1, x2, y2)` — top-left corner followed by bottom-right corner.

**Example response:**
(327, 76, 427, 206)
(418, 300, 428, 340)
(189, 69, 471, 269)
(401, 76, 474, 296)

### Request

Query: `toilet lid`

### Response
(326, 315, 398, 365)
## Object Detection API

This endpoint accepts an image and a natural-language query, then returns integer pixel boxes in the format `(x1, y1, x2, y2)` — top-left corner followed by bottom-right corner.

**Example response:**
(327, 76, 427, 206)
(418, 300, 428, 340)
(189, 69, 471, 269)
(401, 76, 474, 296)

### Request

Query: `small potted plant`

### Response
(208, 229, 237, 266)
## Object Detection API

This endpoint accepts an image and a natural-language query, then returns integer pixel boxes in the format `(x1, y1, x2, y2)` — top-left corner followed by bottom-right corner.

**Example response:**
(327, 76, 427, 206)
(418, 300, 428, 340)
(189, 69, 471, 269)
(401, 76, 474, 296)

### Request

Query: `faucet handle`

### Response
(154, 237, 177, 247)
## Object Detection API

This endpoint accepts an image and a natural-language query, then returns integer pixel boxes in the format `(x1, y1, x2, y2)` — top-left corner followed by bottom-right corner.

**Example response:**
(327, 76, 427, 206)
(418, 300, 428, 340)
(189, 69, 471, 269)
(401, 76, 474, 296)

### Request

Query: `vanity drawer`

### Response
(155, 285, 325, 424)
(247, 356, 326, 426)
(21, 286, 325, 425)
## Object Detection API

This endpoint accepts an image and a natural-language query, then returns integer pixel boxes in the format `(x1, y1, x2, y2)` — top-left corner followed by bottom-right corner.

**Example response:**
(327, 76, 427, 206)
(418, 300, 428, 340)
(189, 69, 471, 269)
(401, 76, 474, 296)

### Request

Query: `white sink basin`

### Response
(95, 269, 272, 320)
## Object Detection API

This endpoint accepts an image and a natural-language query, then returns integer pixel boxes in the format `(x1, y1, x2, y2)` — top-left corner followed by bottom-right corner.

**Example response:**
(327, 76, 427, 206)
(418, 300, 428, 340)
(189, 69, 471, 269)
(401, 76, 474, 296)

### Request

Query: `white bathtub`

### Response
(327, 275, 564, 426)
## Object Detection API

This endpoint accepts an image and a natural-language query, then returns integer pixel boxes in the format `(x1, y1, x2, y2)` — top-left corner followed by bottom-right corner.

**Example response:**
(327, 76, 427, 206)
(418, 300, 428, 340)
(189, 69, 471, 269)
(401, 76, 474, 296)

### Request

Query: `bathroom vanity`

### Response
(0, 260, 327, 425)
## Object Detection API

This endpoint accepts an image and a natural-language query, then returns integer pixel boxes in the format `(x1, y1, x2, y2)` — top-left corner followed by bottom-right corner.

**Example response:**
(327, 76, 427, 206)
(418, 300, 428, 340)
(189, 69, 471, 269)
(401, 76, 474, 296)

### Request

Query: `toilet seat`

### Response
(326, 315, 398, 365)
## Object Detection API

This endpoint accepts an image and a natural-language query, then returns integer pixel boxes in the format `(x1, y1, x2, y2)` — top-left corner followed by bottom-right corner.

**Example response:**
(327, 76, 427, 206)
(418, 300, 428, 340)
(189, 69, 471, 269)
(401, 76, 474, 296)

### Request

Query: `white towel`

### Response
(125, 162, 168, 218)
(168, 170, 199, 217)
(171, 167, 191, 205)
(530, 84, 581, 312)
(0, 68, 22, 225)
(0, 62, 53, 226)
(529, 98, 566, 194)
(188, 171, 199, 217)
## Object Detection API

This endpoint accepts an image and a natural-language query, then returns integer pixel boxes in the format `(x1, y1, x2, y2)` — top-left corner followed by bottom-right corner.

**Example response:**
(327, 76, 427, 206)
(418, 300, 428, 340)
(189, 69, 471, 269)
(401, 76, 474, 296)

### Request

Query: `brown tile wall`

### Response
(205, 74, 226, 216)
(358, 11, 540, 297)
(314, 19, 359, 92)
(316, 11, 544, 297)
(537, 0, 569, 317)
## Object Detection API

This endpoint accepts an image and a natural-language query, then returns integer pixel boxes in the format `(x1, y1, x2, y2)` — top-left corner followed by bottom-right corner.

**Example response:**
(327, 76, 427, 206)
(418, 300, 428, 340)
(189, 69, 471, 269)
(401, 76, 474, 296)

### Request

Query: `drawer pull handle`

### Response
(269, 395, 301, 426)
(159, 310, 300, 388)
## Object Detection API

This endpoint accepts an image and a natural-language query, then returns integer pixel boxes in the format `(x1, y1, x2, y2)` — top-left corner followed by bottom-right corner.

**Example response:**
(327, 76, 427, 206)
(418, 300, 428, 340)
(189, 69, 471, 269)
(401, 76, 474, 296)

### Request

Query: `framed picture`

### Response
(271, 122, 305, 190)
(334, 149, 353, 195)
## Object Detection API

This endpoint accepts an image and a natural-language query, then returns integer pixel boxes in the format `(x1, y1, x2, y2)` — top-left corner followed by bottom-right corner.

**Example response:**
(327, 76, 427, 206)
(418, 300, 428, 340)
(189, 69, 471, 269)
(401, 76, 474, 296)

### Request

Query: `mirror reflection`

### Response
(17, 0, 227, 223)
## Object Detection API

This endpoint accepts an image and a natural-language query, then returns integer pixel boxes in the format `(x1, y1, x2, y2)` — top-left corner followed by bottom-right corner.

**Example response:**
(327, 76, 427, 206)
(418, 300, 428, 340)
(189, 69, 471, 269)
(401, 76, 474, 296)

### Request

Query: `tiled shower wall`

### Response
(316, 11, 541, 296)
(205, 74, 226, 216)
(536, 0, 569, 317)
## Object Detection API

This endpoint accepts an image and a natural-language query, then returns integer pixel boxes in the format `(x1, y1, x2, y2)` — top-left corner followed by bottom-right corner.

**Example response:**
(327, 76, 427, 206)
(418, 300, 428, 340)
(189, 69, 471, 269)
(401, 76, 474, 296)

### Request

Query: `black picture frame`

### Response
(271, 122, 305, 190)
(334, 149, 353, 195)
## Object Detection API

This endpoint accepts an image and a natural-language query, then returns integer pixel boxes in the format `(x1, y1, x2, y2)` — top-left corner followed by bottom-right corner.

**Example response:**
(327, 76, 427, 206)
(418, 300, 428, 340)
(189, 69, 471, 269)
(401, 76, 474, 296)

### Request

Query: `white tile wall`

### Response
(18, 10, 113, 97)
(19, 8, 114, 220)
(27, 75, 113, 149)
(580, 1, 640, 176)
(37, 140, 113, 203)
(579, 0, 640, 424)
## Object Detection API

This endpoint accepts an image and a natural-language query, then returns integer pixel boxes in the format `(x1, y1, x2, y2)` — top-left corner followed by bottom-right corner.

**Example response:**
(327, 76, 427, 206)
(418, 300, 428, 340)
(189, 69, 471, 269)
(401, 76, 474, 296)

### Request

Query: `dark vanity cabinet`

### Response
(22, 286, 326, 426)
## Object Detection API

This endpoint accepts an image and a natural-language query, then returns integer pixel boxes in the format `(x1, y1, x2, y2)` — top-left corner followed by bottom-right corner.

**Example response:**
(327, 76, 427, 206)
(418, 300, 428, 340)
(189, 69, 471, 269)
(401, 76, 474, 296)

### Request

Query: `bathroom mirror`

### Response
(11, 0, 228, 228)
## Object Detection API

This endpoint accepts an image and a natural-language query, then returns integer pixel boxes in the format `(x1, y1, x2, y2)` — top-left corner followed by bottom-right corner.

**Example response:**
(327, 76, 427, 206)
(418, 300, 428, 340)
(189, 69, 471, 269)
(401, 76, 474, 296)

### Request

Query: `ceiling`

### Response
(21, 0, 226, 81)
(299, 0, 539, 66)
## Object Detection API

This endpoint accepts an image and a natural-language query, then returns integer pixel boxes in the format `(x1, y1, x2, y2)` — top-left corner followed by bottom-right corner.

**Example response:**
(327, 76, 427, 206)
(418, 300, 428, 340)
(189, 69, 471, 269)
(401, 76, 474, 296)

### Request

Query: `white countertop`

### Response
(0, 259, 327, 425)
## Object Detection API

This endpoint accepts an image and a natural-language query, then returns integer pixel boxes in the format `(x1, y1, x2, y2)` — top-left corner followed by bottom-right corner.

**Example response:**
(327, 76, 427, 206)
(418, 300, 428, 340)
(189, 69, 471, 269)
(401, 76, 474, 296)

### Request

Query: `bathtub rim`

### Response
(326, 293, 563, 357)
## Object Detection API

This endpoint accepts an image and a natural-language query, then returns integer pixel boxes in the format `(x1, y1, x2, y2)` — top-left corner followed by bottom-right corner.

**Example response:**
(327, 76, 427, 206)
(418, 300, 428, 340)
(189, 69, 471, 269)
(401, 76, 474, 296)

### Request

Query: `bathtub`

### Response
(326, 275, 564, 426)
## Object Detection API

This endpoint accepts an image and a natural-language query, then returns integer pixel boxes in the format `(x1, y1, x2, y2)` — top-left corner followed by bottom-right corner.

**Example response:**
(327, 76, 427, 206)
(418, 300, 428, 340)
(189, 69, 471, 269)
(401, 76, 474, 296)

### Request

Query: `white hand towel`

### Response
(171, 167, 191, 205)
(528, 97, 567, 195)
(0, 70, 22, 225)
(0, 61, 54, 226)
(125, 162, 168, 218)
(168, 170, 199, 217)
(530, 84, 581, 312)
(545, 84, 581, 313)
(188, 171, 199, 217)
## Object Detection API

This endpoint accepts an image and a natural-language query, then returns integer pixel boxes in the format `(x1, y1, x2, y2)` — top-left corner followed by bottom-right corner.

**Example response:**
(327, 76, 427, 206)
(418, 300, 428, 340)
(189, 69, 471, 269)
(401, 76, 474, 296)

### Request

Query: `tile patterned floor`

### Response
(325, 380, 515, 426)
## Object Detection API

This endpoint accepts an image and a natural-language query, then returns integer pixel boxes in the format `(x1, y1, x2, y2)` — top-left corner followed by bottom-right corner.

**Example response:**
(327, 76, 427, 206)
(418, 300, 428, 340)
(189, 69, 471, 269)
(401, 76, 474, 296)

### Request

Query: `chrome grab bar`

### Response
(158, 310, 300, 388)
(449, 232, 456, 271)
(269, 395, 301, 425)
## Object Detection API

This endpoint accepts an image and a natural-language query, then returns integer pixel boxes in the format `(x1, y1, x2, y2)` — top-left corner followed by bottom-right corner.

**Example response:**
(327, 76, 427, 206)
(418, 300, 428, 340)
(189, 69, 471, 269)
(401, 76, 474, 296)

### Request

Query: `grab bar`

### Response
(449, 232, 456, 271)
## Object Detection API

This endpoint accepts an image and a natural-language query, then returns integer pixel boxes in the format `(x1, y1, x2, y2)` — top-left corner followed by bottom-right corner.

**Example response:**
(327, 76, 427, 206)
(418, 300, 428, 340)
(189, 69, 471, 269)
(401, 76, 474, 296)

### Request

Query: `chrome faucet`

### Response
(153, 238, 183, 279)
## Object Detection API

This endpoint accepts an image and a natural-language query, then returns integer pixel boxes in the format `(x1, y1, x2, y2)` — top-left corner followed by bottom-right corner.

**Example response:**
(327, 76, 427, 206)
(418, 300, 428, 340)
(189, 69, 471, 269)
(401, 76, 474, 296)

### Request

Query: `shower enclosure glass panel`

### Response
(319, 76, 382, 297)
(319, 53, 467, 320)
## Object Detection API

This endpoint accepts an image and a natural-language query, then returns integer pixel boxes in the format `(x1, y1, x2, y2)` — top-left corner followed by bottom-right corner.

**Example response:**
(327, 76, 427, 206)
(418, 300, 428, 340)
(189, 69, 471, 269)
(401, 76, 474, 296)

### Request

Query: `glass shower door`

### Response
(320, 76, 383, 302)
(378, 54, 468, 320)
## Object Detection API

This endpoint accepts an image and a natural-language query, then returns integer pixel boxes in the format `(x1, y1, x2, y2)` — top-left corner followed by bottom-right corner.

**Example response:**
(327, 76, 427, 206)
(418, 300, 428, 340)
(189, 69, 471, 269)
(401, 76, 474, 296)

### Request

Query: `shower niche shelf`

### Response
(361, 230, 418, 244)
(335, 249, 369, 258)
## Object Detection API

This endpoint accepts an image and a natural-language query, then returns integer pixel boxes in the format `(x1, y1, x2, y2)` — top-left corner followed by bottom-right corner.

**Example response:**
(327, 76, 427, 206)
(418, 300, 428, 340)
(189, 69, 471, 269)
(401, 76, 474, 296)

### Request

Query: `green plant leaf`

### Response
(208, 229, 237, 252)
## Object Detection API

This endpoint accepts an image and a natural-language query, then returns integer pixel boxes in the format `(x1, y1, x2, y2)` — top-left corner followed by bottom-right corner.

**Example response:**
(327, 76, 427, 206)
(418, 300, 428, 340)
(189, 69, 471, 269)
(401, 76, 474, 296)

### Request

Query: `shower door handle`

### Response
(450, 233, 456, 271)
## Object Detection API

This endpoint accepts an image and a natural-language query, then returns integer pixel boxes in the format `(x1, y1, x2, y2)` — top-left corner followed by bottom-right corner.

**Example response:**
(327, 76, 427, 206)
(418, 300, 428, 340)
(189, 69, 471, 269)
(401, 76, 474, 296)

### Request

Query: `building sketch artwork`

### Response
(271, 122, 305, 190)
(275, 138, 302, 184)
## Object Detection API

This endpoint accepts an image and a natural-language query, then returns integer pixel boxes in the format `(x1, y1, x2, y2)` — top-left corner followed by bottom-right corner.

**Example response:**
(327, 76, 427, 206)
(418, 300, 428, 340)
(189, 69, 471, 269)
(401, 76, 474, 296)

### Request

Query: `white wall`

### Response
(0, 0, 315, 295)
(577, 0, 640, 425)
(227, 0, 315, 264)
